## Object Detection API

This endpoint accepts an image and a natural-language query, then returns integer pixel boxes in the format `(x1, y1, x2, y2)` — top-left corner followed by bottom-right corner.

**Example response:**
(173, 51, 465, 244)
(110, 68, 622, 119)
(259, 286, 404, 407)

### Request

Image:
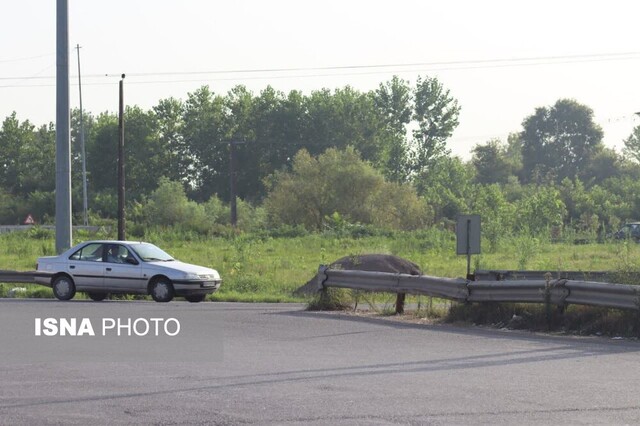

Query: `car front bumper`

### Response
(172, 280, 222, 296)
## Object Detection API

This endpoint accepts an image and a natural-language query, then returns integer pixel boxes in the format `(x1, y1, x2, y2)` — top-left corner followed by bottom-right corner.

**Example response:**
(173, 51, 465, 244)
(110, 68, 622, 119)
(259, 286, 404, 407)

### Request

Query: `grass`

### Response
(3, 227, 640, 307)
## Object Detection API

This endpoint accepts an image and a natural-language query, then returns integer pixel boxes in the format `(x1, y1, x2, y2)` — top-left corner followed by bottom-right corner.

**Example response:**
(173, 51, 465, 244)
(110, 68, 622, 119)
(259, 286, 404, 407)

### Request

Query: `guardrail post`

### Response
(395, 293, 405, 314)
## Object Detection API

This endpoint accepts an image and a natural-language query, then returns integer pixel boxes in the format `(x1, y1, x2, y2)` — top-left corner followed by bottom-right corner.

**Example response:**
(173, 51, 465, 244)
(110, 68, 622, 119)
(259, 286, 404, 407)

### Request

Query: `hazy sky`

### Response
(2, 0, 640, 159)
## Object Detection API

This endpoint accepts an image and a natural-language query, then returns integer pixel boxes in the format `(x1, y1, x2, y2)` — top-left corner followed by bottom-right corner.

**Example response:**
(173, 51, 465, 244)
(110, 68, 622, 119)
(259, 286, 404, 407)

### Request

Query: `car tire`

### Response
(150, 278, 174, 303)
(87, 292, 108, 301)
(185, 294, 206, 303)
(52, 275, 76, 301)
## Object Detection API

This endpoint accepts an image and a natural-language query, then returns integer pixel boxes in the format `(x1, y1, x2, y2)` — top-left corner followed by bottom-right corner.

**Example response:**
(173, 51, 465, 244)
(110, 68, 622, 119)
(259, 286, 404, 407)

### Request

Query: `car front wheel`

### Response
(52, 275, 76, 301)
(185, 294, 206, 303)
(150, 279, 174, 303)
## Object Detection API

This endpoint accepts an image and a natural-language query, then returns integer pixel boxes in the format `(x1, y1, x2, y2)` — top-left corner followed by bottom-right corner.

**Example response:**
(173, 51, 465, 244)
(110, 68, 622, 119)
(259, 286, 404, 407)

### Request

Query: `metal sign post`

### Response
(456, 215, 481, 278)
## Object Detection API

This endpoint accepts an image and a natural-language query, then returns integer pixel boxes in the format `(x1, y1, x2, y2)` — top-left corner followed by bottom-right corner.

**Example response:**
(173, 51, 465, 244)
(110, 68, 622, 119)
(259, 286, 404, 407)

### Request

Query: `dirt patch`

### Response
(296, 253, 422, 295)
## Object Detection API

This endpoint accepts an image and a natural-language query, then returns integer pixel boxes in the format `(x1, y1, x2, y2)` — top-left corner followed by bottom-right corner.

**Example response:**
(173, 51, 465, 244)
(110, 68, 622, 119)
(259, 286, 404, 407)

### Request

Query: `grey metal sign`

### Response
(456, 214, 481, 255)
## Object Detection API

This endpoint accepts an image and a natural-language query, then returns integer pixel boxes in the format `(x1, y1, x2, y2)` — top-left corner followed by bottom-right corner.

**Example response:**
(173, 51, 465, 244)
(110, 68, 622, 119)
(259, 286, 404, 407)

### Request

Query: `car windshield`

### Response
(131, 243, 174, 262)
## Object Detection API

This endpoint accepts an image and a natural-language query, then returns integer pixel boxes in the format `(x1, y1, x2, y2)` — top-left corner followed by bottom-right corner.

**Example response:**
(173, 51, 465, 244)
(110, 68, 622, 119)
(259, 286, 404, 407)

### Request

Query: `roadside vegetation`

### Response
(3, 226, 640, 301)
(4, 77, 640, 335)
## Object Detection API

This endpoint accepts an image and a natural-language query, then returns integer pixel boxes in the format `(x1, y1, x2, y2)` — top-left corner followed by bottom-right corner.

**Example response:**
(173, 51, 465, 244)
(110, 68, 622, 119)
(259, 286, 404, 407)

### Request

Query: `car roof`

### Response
(63, 241, 151, 253)
(77, 240, 148, 245)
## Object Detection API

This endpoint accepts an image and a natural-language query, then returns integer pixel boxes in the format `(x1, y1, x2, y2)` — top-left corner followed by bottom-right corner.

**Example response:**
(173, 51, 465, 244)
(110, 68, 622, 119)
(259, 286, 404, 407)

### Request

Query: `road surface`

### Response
(0, 300, 639, 425)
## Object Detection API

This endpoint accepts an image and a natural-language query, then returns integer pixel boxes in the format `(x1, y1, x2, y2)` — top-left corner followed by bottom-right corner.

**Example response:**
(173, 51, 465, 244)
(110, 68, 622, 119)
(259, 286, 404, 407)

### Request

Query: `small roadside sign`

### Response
(24, 214, 35, 225)
(456, 214, 481, 278)
(456, 215, 481, 255)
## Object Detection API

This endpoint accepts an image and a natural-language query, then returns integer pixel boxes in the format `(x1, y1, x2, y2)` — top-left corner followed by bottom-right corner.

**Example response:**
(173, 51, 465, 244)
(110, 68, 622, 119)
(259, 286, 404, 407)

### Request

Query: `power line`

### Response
(2, 54, 640, 91)
(1, 51, 640, 84)
(0, 53, 54, 64)
(2, 52, 640, 90)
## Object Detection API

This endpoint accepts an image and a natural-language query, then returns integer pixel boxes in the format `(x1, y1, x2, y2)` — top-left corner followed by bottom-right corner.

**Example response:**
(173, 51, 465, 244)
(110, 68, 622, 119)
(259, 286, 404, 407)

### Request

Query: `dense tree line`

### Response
(2, 76, 640, 241)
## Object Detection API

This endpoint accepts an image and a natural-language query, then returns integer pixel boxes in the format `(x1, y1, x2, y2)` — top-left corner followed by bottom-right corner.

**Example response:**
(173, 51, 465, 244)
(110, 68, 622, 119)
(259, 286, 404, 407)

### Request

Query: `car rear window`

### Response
(69, 243, 104, 262)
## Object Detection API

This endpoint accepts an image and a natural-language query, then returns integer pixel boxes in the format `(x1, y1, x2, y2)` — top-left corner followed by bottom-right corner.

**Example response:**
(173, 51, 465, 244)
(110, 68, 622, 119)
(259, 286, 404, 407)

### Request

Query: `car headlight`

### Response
(184, 273, 200, 280)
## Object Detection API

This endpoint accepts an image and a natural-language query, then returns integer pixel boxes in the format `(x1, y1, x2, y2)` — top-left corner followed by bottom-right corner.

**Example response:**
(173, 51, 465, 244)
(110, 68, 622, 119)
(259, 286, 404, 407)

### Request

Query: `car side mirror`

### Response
(125, 257, 139, 265)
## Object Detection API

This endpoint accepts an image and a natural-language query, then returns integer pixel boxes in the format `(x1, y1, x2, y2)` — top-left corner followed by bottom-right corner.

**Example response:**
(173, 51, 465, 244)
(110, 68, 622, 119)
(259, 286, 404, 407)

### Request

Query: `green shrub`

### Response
(306, 288, 352, 311)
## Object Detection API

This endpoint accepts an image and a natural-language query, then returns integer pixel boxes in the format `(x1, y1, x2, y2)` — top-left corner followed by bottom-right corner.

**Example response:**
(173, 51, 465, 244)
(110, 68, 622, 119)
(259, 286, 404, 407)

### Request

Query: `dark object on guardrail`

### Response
(304, 254, 423, 313)
(299, 254, 422, 295)
(0, 270, 36, 284)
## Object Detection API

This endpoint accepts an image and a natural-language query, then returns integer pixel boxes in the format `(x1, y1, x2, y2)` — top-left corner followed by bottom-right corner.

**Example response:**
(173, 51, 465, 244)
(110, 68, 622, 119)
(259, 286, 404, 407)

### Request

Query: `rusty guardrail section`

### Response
(317, 266, 640, 313)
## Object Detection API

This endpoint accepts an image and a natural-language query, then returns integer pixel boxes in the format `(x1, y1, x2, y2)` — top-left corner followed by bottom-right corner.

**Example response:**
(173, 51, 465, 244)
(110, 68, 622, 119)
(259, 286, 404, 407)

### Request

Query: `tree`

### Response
(410, 76, 460, 174)
(0, 112, 34, 194)
(471, 138, 517, 184)
(373, 76, 412, 182)
(264, 147, 428, 230)
(18, 123, 56, 194)
(414, 156, 473, 222)
(144, 177, 205, 229)
(242, 87, 304, 202)
(153, 98, 186, 183)
(86, 112, 118, 195)
(521, 99, 604, 184)
(181, 86, 229, 201)
(469, 184, 516, 251)
(583, 147, 622, 185)
(623, 125, 640, 163)
(516, 187, 567, 235)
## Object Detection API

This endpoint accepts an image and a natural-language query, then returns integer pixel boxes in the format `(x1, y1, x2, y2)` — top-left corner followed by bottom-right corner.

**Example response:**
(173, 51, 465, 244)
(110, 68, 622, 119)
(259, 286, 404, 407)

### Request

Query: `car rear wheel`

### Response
(87, 292, 108, 301)
(185, 294, 206, 303)
(150, 278, 174, 303)
(52, 275, 76, 301)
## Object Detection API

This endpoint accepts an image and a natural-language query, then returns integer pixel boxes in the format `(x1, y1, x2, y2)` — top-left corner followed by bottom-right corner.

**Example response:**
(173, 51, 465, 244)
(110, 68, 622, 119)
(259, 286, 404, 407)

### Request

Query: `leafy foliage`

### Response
(4, 78, 640, 239)
(263, 147, 429, 231)
(521, 99, 604, 184)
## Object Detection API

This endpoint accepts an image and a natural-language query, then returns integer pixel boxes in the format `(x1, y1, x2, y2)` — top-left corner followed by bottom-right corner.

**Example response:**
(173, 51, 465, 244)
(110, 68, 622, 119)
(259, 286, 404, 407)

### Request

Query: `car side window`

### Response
(69, 243, 104, 262)
(105, 244, 131, 264)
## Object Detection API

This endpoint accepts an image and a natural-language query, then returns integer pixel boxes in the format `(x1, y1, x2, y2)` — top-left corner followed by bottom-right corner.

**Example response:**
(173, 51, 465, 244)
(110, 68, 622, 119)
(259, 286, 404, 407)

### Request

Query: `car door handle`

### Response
(69, 265, 75, 269)
(106, 267, 112, 272)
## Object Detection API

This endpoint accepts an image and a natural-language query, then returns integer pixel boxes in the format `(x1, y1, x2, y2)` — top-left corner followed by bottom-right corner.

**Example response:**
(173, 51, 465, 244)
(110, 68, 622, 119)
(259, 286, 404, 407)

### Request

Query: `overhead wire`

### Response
(1, 51, 640, 89)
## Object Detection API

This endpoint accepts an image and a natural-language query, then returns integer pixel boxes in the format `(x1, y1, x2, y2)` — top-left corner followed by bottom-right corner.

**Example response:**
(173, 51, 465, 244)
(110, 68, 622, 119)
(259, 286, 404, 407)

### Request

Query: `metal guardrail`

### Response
(0, 270, 36, 284)
(467, 279, 569, 305)
(566, 281, 640, 310)
(0, 225, 104, 234)
(317, 266, 640, 313)
(473, 269, 619, 282)
(317, 267, 468, 301)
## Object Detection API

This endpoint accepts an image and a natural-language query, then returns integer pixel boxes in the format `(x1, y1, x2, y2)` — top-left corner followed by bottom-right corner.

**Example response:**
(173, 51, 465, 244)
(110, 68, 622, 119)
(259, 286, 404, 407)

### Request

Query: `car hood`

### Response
(147, 261, 220, 279)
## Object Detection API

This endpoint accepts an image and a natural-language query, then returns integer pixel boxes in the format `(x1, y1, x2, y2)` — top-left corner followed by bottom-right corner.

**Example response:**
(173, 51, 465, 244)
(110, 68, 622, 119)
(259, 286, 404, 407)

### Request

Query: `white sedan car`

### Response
(35, 240, 222, 303)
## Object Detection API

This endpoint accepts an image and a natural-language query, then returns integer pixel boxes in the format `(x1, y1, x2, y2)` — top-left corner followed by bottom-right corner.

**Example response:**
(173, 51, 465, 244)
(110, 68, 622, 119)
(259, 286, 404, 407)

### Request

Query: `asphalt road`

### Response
(1, 300, 640, 425)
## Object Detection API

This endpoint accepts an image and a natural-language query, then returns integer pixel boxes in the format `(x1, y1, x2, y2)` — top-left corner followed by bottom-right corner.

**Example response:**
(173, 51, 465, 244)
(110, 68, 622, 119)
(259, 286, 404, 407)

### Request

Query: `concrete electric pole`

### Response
(55, 0, 72, 253)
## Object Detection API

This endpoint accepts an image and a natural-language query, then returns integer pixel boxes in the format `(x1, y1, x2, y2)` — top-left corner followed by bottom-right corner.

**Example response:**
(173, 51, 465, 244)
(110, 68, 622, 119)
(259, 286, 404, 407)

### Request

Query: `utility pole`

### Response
(76, 44, 88, 226)
(229, 141, 245, 227)
(55, 0, 72, 253)
(117, 74, 126, 240)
